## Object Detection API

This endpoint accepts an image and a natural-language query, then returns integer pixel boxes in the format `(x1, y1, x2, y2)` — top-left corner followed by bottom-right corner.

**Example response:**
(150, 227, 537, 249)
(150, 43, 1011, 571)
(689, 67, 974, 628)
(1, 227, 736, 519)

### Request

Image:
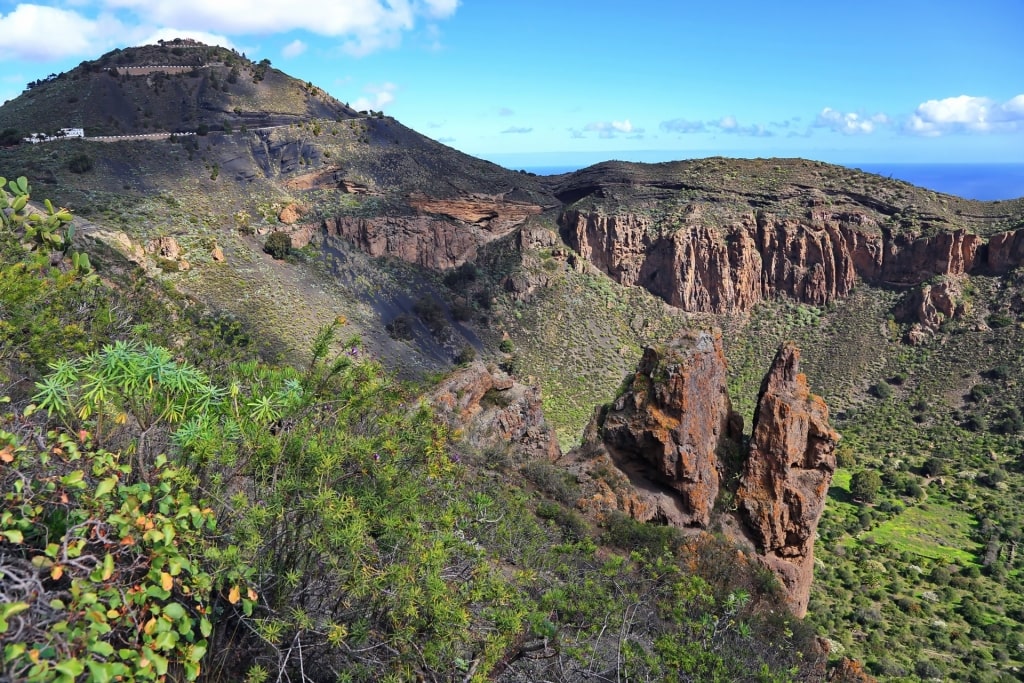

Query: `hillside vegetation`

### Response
(3, 41, 1024, 682)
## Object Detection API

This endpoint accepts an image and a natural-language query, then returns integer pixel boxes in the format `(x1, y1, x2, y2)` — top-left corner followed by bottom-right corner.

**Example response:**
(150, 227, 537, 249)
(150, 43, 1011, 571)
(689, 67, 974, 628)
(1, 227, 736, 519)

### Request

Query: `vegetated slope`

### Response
(4, 42, 1024, 680)
(1, 177, 832, 681)
(0, 42, 556, 374)
(547, 159, 1024, 680)
(0, 42, 355, 137)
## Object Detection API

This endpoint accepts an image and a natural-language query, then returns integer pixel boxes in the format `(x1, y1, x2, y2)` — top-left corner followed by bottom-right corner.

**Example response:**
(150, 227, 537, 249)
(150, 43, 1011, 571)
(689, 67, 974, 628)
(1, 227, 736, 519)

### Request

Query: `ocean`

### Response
(519, 163, 1024, 202)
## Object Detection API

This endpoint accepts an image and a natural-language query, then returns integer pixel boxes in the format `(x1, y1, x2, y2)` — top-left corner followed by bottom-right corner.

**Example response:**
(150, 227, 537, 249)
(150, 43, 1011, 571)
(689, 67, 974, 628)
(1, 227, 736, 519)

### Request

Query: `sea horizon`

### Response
(514, 161, 1024, 202)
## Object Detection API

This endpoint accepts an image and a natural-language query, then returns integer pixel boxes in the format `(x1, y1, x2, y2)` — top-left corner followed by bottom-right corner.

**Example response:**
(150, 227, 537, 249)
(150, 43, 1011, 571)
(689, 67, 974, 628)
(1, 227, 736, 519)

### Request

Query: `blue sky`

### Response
(2, 0, 1023, 166)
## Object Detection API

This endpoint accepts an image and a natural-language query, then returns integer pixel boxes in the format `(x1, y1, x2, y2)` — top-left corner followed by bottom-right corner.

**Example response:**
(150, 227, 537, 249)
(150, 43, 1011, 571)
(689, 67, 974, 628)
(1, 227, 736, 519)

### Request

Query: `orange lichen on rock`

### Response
(736, 342, 838, 617)
(591, 330, 741, 527)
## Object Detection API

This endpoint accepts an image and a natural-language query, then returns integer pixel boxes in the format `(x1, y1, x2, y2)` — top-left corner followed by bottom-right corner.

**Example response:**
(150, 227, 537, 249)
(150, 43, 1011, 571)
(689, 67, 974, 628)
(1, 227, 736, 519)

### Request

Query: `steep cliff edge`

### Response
(562, 207, 1024, 314)
(555, 158, 1024, 315)
(574, 332, 836, 616)
(736, 343, 838, 617)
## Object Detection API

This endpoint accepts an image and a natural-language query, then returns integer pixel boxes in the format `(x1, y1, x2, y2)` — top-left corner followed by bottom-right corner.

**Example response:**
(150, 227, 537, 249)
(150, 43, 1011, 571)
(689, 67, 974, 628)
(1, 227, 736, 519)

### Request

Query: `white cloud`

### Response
(281, 39, 307, 58)
(710, 116, 773, 137)
(103, 0, 458, 57)
(501, 126, 532, 134)
(423, 0, 459, 17)
(0, 4, 123, 60)
(583, 119, 639, 138)
(497, 107, 514, 116)
(351, 82, 397, 111)
(904, 94, 1024, 136)
(814, 108, 887, 135)
(660, 118, 705, 134)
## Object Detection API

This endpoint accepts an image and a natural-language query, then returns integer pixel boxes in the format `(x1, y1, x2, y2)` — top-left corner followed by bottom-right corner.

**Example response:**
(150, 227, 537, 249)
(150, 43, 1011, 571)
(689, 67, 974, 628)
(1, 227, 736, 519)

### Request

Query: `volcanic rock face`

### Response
(584, 330, 741, 528)
(323, 215, 486, 270)
(576, 334, 836, 616)
(895, 277, 965, 343)
(562, 208, 1024, 313)
(602, 332, 739, 527)
(322, 195, 543, 271)
(736, 343, 838, 617)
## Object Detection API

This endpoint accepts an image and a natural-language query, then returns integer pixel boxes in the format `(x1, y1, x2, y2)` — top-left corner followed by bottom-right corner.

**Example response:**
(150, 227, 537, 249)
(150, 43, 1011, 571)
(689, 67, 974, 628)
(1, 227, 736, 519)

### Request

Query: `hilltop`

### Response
(0, 40, 355, 138)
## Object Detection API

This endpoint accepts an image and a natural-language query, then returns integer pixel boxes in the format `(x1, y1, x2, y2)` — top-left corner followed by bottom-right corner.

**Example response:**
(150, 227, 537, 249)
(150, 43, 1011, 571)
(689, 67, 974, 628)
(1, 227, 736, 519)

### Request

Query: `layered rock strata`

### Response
(321, 194, 542, 270)
(562, 208, 1024, 313)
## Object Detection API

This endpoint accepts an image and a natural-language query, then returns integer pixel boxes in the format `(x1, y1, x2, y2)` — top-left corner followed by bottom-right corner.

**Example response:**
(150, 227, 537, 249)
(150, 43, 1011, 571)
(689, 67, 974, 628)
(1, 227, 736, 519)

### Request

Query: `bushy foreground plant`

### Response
(0, 424, 255, 682)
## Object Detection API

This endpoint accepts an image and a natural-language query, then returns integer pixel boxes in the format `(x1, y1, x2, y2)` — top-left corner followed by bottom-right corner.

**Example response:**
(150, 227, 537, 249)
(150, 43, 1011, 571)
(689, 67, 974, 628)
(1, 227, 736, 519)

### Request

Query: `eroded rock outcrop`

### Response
(895, 277, 966, 343)
(409, 193, 542, 232)
(431, 362, 559, 463)
(323, 215, 486, 270)
(578, 330, 741, 527)
(573, 333, 836, 617)
(736, 343, 837, 617)
(562, 207, 1024, 314)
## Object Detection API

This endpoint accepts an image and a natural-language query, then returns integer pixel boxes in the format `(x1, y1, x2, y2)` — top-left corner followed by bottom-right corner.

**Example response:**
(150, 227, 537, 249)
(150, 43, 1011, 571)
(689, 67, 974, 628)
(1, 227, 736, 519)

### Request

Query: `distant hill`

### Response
(0, 41, 356, 138)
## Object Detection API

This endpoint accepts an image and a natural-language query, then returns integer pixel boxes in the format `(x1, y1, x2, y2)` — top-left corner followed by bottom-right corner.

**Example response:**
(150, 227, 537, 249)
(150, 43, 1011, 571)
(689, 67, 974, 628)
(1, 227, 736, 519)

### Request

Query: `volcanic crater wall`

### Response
(561, 208, 1024, 313)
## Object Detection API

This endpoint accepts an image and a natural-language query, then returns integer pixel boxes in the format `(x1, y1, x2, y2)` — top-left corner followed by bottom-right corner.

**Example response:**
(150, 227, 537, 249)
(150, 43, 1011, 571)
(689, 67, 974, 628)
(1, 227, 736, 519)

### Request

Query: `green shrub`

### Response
(987, 312, 1014, 328)
(454, 344, 476, 365)
(66, 153, 94, 174)
(413, 296, 446, 332)
(603, 511, 682, 556)
(521, 460, 579, 505)
(263, 231, 291, 259)
(850, 469, 882, 503)
(872, 381, 892, 400)
(922, 456, 946, 477)
(385, 314, 413, 340)
(0, 128, 21, 146)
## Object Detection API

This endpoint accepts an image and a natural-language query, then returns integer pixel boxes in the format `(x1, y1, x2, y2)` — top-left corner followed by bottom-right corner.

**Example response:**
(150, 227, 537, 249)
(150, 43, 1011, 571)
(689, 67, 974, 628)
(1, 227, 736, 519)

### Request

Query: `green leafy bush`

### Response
(263, 231, 291, 259)
(850, 469, 882, 503)
(67, 153, 94, 174)
(0, 423, 254, 682)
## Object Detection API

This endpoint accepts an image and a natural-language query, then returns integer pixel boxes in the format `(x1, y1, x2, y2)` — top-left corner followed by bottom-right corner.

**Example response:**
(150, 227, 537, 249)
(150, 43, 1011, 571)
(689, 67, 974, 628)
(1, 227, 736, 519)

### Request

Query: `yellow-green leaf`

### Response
(1, 529, 23, 544)
(95, 476, 117, 498)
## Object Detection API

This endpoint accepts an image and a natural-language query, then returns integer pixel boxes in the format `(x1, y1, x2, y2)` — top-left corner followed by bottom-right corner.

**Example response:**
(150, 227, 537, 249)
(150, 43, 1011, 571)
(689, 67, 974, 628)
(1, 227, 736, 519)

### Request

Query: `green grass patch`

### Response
(865, 504, 979, 564)
(831, 468, 851, 492)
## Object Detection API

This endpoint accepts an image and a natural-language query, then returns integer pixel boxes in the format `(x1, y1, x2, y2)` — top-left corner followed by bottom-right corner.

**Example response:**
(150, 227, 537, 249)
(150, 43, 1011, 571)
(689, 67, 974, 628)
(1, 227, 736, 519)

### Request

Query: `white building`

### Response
(23, 128, 85, 143)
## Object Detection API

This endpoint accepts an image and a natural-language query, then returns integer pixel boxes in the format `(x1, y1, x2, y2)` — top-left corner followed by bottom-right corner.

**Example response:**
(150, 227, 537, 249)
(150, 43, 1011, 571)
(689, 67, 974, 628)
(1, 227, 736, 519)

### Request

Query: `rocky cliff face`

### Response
(736, 343, 838, 617)
(321, 195, 543, 270)
(587, 330, 741, 527)
(574, 333, 835, 616)
(562, 207, 1024, 314)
